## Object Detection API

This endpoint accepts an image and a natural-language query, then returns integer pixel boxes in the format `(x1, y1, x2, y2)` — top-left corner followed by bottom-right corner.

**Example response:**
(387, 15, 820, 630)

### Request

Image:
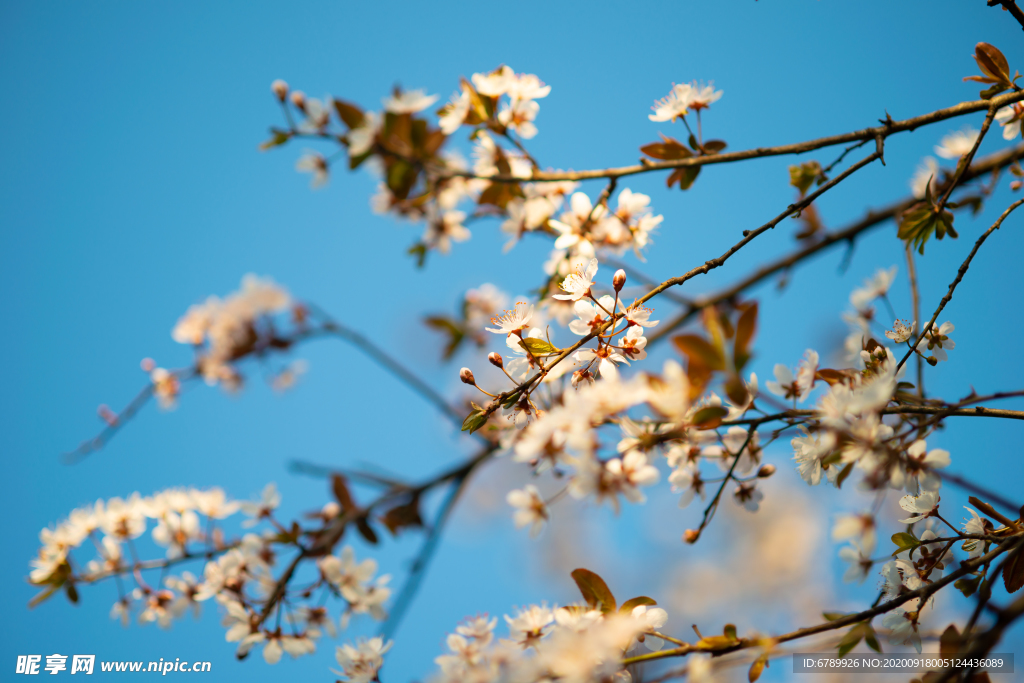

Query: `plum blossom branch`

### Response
(621, 537, 1024, 666)
(475, 149, 884, 425)
(66, 299, 485, 461)
(448, 89, 1024, 183)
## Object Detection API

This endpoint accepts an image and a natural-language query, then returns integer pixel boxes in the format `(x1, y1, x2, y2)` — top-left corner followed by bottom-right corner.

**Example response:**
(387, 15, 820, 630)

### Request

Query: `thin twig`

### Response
(647, 143, 1024, 346)
(898, 197, 1024, 370)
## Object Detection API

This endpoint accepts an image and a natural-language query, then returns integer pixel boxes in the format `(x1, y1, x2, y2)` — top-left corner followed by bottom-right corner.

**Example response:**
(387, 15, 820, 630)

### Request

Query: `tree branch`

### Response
(448, 90, 1024, 183)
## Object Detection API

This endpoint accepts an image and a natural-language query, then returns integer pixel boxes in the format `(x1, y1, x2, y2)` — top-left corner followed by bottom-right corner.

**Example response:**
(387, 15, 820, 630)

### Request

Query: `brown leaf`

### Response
(1003, 546, 1024, 593)
(703, 139, 728, 154)
(333, 99, 365, 129)
(356, 517, 380, 545)
(724, 374, 749, 406)
(641, 134, 693, 161)
(380, 495, 424, 535)
(677, 165, 701, 190)
(570, 568, 617, 612)
(332, 474, 357, 513)
(939, 624, 961, 657)
(975, 43, 1011, 85)
(691, 405, 729, 430)
(619, 596, 657, 614)
(673, 334, 725, 371)
(734, 302, 758, 369)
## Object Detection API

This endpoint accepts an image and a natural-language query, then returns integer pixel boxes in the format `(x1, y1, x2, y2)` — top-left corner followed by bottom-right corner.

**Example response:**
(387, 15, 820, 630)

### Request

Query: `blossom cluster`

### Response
(270, 70, 676, 270)
(456, 261, 771, 533)
(429, 602, 669, 683)
(30, 485, 390, 666)
(167, 274, 300, 398)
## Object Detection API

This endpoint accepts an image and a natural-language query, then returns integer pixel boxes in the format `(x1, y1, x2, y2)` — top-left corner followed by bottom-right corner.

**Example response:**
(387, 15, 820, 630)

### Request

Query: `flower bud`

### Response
(488, 352, 504, 368)
(289, 90, 307, 111)
(271, 79, 289, 102)
(321, 501, 340, 519)
(683, 528, 700, 544)
(757, 464, 777, 478)
(613, 269, 627, 291)
(926, 355, 938, 366)
(460, 367, 476, 385)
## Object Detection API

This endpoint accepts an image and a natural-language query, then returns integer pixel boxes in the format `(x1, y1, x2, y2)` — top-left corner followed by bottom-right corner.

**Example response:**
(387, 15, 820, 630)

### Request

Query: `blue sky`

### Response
(3, 1, 1024, 681)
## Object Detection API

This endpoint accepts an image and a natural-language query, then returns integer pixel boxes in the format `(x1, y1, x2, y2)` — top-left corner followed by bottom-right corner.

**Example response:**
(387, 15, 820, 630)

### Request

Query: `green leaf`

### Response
(955, 575, 982, 598)
(28, 583, 63, 609)
(789, 161, 823, 197)
(258, 129, 291, 151)
(891, 531, 920, 556)
(837, 636, 861, 658)
(570, 568, 617, 613)
(619, 596, 657, 614)
(837, 623, 868, 657)
(723, 624, 738, 641)
(407, 243, 427, 268)
(519, 338, 559, 356)
(500, 391, 520, 408)
(461, 409, 488, 434)
(820, 452, 843, 468)
(898, 202, 957, 255)
(864, 624, 882, 653)
(835, 461, 855, 489)
(424, 316, 465, 360)
(980, 83, 1010, 100)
